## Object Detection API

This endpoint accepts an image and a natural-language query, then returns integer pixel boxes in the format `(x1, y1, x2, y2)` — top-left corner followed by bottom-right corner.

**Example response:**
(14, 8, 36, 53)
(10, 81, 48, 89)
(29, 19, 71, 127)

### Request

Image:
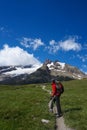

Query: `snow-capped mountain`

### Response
(44, 59, 86, 80)
(0, 59, 87, 84)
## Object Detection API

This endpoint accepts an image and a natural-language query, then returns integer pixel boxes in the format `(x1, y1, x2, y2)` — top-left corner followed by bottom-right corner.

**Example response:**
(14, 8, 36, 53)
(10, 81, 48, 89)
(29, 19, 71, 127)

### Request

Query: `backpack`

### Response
(56, 82, 64, 94)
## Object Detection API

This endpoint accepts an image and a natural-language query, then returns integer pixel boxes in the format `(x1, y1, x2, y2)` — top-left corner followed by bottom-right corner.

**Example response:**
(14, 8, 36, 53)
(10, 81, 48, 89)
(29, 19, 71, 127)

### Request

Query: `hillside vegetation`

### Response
(0, 84, 55, 130)
(0, 79, 87, 130)
(62, 79, 87, 130)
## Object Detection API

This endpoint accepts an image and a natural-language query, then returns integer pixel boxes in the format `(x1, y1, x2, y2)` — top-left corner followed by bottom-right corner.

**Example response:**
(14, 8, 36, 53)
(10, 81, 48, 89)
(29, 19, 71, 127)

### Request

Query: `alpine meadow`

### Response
(0, 79, 87, 130)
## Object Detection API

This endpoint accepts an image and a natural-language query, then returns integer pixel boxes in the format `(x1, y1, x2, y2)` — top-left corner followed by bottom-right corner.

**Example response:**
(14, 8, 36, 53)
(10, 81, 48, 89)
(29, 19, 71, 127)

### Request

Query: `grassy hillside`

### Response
(0, 84, 54, 130)
(0, 79, 87, 130)
(61, 79, 87, 130)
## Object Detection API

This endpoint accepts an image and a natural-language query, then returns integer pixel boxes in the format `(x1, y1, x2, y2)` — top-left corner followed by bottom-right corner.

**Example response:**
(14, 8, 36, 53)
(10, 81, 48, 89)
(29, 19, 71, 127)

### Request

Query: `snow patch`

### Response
(3, 64, 42, 76)
(47, 62, 54, 69)
(58, 62, 65, 69)
(47, 61, 65, 70)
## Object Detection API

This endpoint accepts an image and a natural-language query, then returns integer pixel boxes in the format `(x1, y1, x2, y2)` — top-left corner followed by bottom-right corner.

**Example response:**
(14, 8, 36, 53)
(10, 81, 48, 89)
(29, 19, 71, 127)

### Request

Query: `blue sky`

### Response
(0, 0, 87, 73)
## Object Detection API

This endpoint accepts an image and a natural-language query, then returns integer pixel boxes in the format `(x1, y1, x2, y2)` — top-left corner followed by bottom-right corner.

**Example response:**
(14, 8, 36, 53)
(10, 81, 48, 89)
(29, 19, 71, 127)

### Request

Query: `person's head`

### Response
(52, 79, 55, 83)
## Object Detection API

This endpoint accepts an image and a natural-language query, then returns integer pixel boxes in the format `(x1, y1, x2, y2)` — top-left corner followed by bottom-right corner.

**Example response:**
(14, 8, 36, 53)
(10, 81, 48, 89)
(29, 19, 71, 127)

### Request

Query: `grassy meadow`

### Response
(0, 84, 55, 130)
(0, 79, 87, 130)
(61, 79, 87, 130)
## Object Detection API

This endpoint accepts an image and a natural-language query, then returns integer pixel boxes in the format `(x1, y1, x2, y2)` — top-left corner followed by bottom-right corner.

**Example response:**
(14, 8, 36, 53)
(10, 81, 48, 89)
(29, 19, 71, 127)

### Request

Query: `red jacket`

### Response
(51, 82, 60, 96)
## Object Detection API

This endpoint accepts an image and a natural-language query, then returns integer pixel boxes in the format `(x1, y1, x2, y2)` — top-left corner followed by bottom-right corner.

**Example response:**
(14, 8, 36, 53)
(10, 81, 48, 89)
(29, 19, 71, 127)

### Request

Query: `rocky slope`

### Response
(45, 59, 86, 80)
(0, 60, 87, 84)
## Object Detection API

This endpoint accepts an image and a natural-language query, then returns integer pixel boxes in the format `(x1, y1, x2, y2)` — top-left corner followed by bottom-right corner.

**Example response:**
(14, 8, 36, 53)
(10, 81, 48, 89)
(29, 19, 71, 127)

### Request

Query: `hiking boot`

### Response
(56, 113, 63, 118)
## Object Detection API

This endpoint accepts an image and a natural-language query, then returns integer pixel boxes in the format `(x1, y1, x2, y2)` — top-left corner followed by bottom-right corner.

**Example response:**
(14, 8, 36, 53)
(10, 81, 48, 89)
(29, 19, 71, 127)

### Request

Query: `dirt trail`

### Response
(53, 106, 75, 130)
(56, 116, 75, 130)
(42, 85, 75, 130)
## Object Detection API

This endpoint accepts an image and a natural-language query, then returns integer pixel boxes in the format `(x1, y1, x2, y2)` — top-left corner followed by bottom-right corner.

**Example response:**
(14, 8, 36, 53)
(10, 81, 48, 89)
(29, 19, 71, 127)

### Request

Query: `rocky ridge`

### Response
(0, 59, 87, 84)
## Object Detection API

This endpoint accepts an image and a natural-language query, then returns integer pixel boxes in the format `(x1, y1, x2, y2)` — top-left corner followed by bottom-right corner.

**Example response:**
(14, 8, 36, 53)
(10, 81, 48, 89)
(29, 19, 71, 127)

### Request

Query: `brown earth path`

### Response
(53, 106, 75, 130)
(56, 116, 75, 130)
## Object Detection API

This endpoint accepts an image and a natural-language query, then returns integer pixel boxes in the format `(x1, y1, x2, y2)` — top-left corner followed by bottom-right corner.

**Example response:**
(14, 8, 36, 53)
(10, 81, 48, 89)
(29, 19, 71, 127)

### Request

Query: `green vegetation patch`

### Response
(61, 79, 87, 130)
(0, 84, 54, 130)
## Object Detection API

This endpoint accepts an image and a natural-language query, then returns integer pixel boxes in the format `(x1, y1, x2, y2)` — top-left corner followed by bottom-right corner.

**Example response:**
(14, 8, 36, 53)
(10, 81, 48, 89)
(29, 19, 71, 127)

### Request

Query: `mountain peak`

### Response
(43, 59, 52, 65)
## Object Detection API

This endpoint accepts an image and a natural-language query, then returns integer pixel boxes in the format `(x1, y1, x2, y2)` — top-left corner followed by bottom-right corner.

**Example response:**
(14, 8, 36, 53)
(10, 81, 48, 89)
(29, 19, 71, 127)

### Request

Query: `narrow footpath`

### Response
(56, 116, 74, 130)
(53, 106, 75, 130)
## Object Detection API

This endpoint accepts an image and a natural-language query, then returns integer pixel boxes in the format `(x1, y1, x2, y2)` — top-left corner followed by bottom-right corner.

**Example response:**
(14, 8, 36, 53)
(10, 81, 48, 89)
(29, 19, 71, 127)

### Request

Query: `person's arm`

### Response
(51, 84, 56, 96)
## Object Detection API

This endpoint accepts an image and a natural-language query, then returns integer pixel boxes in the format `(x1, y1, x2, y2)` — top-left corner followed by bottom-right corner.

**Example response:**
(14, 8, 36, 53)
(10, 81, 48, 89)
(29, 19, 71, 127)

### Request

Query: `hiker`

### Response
(49, 79, 63, 117)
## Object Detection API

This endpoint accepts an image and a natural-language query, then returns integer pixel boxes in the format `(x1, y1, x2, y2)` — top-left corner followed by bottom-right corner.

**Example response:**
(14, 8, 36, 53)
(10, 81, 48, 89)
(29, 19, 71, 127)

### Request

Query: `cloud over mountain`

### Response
(59, 38, 82, 51)
(47, 38, 82, 53)
(20, 37, 44, 50)
(0, 44, 41, 66)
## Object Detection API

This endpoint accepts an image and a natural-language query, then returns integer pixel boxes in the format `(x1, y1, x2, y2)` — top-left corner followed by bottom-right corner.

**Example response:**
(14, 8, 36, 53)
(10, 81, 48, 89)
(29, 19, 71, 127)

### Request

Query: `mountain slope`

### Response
(0, 60, 87, 84)
(45, 60, 86, 80)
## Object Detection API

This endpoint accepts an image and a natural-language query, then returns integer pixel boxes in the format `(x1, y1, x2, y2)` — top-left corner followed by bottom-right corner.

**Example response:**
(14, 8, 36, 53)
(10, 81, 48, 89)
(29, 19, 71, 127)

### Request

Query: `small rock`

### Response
(41, 119, 50, 123)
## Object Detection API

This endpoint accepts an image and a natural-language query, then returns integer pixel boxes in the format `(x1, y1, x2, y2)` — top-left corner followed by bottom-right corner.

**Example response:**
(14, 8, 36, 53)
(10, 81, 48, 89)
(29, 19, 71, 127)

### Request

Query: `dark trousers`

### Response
(50, 96, 62, 115)
(55, 96, 62, 115)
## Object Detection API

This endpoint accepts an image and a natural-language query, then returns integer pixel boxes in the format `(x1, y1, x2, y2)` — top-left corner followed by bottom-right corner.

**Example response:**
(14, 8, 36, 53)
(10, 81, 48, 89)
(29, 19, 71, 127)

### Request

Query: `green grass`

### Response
(61, 79, 87, 130)
(0, 84, 54, 130)
(0, 79, 87, 130)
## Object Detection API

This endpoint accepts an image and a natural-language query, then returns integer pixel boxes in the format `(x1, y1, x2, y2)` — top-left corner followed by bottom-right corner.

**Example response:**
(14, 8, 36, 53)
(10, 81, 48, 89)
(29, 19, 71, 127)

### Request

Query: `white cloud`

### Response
(47, 38, 82, 53)
(46, 40, 60, 53)
(20, 37, 44, 50)
(59, 38, 82, 51)
(0, 44, 41, 66)
(49, 40, 56, 45)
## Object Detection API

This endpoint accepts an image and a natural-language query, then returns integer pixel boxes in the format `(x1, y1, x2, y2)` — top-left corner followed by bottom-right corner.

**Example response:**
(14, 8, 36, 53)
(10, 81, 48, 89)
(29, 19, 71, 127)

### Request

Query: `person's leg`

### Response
(49, 97, 55, 112)
(56, 96, 62, 116)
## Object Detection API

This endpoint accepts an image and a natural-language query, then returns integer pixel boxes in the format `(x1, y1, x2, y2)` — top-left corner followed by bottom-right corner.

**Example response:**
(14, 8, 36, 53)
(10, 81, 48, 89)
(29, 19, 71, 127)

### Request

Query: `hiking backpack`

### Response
(56, 82, 64, 94)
